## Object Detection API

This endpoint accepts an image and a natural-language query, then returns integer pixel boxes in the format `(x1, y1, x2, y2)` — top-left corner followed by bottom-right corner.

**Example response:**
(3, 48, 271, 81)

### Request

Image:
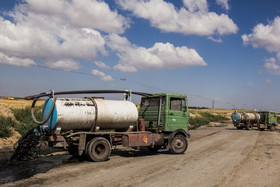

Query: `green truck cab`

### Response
(258, 111, 278, 131)
(139, 93, 189, 133)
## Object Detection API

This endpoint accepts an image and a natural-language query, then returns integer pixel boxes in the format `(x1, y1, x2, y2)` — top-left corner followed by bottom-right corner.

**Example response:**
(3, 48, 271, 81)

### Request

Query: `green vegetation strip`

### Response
(0, 107, 42, 138)
(0, 116, 17, 138)
(189, 112, 228, 130)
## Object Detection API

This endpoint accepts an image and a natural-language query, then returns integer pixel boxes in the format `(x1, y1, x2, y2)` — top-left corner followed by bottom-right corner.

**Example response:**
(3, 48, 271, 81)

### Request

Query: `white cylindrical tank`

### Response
(42, 98, 138, 132)
(244, 113, 260, 121)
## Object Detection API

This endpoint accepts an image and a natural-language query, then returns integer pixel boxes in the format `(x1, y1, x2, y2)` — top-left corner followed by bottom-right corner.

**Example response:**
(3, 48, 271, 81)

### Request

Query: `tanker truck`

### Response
(25, 90, 190, 162)
(231, 111, 277, 131)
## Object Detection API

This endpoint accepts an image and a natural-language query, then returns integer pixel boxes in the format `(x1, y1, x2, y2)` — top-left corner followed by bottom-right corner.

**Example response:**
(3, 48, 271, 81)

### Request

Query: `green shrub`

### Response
(12, 107, 42, 135)
(0, 116, 17, 138)
(189, 112, 228, 129)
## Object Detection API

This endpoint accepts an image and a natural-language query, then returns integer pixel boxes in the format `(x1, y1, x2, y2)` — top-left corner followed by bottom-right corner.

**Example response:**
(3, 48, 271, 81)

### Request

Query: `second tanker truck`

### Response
(231, 111, 277, 131)
(25, 90, 190, 162)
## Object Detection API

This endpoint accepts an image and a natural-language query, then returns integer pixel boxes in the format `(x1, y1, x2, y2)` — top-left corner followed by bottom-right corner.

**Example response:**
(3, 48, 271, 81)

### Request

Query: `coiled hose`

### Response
(31, 96, 57, 125)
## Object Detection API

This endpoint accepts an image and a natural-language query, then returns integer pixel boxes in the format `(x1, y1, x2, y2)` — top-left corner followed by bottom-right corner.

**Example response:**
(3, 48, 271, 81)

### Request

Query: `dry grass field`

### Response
(0, 99, 44, 109)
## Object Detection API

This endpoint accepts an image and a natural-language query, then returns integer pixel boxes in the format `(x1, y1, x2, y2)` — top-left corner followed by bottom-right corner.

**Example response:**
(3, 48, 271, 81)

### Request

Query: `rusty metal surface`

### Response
(122, 134, 164, 147)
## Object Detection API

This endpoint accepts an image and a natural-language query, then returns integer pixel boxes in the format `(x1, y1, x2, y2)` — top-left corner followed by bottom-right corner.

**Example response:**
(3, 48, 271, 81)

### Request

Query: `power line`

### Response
(31, 64, 274, 111)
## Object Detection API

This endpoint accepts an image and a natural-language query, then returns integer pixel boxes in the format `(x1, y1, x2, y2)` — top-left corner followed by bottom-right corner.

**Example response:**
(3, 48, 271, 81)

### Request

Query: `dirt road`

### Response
(2, 123, 280, 187)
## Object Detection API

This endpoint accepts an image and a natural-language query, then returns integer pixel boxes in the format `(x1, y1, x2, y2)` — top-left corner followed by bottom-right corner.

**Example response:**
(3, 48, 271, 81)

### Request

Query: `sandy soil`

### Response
(1, 123, 279, 187)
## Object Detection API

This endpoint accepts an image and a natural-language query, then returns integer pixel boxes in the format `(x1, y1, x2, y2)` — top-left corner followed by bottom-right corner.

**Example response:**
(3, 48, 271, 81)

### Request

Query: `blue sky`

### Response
(0, 0, 280, 112)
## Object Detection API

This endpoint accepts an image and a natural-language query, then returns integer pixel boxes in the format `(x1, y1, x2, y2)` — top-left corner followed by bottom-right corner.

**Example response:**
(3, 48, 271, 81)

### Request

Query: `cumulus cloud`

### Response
(242, 17, 280, 54)
(45, 59, 80, 71)
(0, 0, 129, 68)
(94, 61, 110, 70)
(117, 0, 238, 36)
(0, 53, 36, 67)
(243, 17, 280, 76)
(106, 34, 207, 72)
(216, 0, 230, 10)
(91, 69, 113, 81)
(264, 57, 280, 75)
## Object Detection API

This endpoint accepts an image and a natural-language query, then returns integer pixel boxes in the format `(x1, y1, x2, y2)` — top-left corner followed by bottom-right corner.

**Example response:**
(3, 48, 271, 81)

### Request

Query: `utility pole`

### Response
(120, 78, 126, 100)
(120, 78, 126, 90)
(212, 100, 214, 109)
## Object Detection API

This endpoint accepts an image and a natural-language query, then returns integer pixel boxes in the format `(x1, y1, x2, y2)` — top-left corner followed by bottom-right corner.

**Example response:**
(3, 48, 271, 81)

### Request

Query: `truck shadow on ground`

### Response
(225, 127, 279, 132)
(110, 147, 175, 158)
(0, 154, 71, 185)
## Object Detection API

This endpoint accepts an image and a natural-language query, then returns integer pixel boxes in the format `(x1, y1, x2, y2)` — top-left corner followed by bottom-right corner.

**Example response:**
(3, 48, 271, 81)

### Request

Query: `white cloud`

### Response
(0, 0, 129, 68)
(91, 69, 113, 81)
(243, 17, 280, 76)
(0, 53, 36, 67)
(15, 0, 129, 34)
(106, 34, 207, 72)
(183, 0, 208, 13)
(264, 57, 280, 75)
(208, 36, 222, 43)
(94, 61, 110, 70)
(265, 79, 272, 84)
(216, 0, 230, 10)
(242, 17, 280, 53)
(117, 0, 238, 36)
(247, 83, 253, 87)
(46, 59, 80, 71)
(114, 63, 137, 72)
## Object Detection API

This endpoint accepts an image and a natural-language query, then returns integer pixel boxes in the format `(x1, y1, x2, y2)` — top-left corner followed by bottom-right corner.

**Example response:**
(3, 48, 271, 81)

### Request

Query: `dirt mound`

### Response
(189, 112, 202, 118)
(0, 106, 20, 153)
(0, 129, 21, 149)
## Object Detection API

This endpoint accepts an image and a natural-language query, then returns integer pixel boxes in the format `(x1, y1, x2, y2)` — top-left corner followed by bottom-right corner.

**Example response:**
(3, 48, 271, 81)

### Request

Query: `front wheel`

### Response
(169, 135, 188, 154)
(86, 137, 111, 162)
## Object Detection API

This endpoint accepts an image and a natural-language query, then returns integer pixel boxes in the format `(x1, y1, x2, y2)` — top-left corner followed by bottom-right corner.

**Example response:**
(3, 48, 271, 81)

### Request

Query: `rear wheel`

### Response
(169, 135, 188, 154)
(86, 137, 111, 162)
(245, 123, 253, 130)
(270, 124, 276, 131)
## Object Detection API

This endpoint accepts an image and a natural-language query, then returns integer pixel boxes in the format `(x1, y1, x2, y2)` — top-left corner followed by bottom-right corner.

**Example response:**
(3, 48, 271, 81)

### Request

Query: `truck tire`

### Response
(169, 135, 188, 154)
(270, 124, 276, 131)
(86, 137, 111, 162)
(245, 123, 252, 130)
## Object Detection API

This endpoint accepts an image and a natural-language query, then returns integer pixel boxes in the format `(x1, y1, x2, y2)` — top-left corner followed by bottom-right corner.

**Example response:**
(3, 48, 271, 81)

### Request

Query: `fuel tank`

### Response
(231, 111, 260, 123)
(42, 98, 138, 132)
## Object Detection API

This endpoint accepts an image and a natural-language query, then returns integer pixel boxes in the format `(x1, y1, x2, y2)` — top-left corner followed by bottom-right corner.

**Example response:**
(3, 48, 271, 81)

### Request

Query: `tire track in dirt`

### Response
(4, 125, 275, 187)
(218, 131, 280, 187)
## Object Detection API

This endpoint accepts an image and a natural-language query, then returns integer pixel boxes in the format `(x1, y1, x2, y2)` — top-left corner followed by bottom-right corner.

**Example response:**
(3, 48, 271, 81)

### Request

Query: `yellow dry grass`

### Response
(0, 99, 44, 109)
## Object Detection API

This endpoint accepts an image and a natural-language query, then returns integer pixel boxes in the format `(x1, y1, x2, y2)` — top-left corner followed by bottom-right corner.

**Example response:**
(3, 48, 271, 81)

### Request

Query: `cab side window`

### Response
(170, 98, 186, 111)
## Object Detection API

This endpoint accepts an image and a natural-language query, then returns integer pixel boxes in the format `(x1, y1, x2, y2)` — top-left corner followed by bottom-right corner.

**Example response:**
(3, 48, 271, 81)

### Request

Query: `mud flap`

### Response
(78, 133, 86, 156)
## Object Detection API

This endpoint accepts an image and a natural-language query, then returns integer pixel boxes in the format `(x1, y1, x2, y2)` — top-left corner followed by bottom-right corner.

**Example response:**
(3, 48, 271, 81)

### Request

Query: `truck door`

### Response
(166, 97, 188, 131)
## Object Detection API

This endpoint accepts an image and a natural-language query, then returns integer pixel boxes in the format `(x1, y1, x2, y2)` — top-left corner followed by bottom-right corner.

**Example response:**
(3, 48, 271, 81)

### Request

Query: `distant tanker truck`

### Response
(231, 111, 277, 131)
(26, 90, 190, 162)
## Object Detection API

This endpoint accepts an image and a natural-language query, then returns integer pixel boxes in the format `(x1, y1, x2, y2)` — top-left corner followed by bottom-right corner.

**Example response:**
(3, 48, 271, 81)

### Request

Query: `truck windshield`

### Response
(140, 97, 166, 107)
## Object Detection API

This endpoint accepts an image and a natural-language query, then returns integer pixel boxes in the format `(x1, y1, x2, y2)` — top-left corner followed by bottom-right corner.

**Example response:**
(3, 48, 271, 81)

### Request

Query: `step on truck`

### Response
(26, 90, 190, 162)
(231, 111, 278, 131)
